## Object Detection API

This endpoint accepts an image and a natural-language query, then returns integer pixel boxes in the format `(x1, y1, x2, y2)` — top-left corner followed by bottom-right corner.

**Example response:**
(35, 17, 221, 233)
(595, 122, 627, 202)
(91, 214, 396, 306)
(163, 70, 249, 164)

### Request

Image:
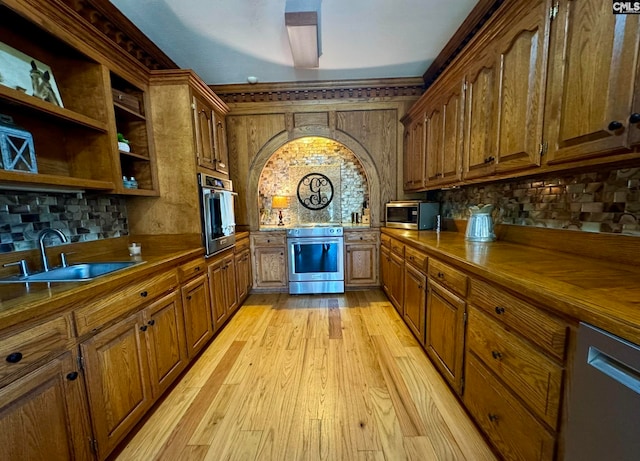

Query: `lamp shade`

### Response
(285, 11, 319, 68)
(271, 196, 289, 209)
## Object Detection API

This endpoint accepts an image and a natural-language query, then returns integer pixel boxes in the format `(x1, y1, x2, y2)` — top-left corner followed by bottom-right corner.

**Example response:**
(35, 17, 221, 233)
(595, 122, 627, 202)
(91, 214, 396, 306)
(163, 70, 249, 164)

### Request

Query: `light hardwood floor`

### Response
(114, 290, 497, 461)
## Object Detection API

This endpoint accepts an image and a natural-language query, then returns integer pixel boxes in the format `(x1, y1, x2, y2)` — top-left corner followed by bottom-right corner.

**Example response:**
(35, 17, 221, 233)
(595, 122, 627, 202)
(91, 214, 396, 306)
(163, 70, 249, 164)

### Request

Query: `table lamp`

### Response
(271, 196, 289, 226)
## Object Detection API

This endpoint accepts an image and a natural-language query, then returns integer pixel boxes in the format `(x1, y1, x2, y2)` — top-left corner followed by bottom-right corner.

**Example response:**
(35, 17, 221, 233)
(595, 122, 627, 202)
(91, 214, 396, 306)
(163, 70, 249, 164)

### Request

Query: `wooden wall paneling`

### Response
(128, 83, 200, 235)
(227, 113, 287, 228)
(336, 109, 397, 221)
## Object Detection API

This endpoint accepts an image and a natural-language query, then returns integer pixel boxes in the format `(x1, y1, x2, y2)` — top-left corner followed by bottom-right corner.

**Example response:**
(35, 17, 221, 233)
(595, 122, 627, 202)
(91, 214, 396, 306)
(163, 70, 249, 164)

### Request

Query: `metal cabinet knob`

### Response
(630, 113, 640, 124)
(608, 120, 623, 131)
(6, 352, 22, 363)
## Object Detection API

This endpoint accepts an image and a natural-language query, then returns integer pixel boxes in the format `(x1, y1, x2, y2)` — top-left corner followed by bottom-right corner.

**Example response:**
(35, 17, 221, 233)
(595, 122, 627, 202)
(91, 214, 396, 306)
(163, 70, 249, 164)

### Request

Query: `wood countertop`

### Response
(0, 232, 252, 332)
(0, 244, 203, 332)
(382, 228, 640, 345)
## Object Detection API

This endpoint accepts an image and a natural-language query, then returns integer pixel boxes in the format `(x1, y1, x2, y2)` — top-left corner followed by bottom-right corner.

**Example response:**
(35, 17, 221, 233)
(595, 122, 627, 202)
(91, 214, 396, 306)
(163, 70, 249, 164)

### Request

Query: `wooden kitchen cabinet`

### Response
(209, 249, 238, 331)
(545, 0, 640, 164)
(403, 247, 428, 345)
(464, 353, 556, 461)
(490, 0, 549, 174)
(424, 78, 465, 186)
(426, 279, 466, 395)
(181, 273, 214, 358)
(381, 236, 405, 314)
(235, 244, 252, 304)
(193, 95, 230, 176)
(465, 277, 568, 461)
(141, 292, 188, 396)
(402, 113, 426, 191)
(251, 232, 288, 290)
(81, 312, 153, 460)
(344, 229, 379, 287)
(0, 350, 93, 461)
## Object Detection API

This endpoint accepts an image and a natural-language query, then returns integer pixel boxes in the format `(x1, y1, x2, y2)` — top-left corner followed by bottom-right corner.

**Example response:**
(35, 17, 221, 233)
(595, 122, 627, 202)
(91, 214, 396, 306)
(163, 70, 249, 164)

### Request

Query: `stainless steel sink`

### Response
(0, 261, 143, 283)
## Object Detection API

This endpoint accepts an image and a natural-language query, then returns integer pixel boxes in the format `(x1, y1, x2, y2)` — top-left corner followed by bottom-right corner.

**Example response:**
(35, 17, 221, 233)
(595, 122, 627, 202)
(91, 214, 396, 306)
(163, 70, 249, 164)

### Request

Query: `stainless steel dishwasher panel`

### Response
(564, 322, 640, 461)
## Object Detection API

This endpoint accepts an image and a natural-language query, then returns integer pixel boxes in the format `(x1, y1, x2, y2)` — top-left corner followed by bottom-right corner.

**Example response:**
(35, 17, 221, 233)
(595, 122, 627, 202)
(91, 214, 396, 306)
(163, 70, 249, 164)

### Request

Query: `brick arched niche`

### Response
(247, 128, 382, 230)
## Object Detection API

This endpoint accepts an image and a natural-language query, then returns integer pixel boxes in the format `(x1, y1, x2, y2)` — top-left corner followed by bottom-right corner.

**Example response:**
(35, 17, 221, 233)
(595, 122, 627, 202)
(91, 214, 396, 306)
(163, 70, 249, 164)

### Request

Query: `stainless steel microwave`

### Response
(385, 201, 439, 230)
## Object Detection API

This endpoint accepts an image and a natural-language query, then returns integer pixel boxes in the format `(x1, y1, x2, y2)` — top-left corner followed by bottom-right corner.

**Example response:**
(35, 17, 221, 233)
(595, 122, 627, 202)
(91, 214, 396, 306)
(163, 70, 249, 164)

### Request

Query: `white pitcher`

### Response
(465, 204, 496, 242)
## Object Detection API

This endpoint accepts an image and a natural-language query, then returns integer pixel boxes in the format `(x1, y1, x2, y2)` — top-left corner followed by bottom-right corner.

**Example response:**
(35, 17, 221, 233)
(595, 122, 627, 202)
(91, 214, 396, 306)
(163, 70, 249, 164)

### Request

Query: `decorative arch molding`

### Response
(246, 126, 382, 230)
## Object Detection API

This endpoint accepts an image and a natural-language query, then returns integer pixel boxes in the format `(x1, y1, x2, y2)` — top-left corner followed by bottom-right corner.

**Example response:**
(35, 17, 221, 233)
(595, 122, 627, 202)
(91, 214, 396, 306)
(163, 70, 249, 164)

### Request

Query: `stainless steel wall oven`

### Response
(286, 226, 344, 294)
(198, 173, 236, 257)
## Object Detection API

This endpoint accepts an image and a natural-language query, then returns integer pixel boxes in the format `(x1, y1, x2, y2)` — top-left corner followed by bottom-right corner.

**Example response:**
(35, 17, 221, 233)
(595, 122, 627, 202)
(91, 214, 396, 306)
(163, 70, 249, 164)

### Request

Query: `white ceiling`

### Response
(109, 0, 478, 85)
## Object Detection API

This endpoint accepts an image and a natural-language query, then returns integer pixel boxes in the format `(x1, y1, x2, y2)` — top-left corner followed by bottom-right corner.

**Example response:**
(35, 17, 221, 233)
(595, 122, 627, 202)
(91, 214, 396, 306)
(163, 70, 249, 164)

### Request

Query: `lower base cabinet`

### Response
(425, 282, 466, 395)
(464, 353, 556, 461)
(81, 290, 185, 459)
(0, 350, 93, 461)
(181, 273, 214, 358)
(403, 262, 427, 345)
(209, 250, 238, 332)
(235, 248, 252, 303)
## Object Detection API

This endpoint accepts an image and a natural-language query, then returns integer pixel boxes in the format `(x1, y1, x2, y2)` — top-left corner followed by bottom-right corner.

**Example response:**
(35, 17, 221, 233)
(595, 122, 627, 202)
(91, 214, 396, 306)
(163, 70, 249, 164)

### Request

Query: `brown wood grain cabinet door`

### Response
(224, 254, 238, 316)
(464, 47, 498, 179)
(253, 246, 287, 288)
(380, 245, 391, 295)
(545, 0, 640, 163)
(403, 116, 426, 191)
(193, 96, 216, 170)
(426, 281, 466, 395)
(425, 104, 444, 184)
(81, 313, 152, 459)
(345, 243, 378, 286)
(493, 0, 549, 173)
(181, 274, 214, 358)
(403, 263, 427, 345)
(213, 110, 229, 176)
(0, 350, 93, 461)
(142, 291, 188, 396)
(209, 257, 228, 329)
(235, 249, 252, 303)
(388, 251, 405, 315)
(441, 80, 465, 184)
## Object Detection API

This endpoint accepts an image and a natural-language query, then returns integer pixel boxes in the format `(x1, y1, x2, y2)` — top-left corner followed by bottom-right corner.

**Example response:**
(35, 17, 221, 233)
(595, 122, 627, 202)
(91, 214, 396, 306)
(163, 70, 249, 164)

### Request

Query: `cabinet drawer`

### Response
(0, 315, 73, 383)
(235, 237, 250, 253)
(429, 258, 468, 297)
(390, 238, 405, 257)
(467, 306, 563, 429)
(469, 278, 567, 360)
(380, 233, 391, 248)
(74, 269, 179, 336)
(345, 230, 379, 243)
(251, 233, 286, 246)
(178, 257, 207, 282)
(405, 246, 428, 273)
(464, 354, 556, 461)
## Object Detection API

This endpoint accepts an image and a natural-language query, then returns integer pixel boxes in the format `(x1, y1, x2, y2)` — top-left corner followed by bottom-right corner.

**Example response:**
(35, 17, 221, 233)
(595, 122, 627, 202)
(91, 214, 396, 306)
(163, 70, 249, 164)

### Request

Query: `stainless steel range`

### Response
(286, 226, 344, 294)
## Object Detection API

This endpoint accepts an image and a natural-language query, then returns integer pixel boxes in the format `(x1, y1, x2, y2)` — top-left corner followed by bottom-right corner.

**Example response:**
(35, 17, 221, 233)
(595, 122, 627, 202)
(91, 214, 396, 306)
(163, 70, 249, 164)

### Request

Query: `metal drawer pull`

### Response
(6, 352, 22, 363)
(147, 320, 155, 326)
(66, 371, 79, 381)
(588, 346, 640, 394)
(140, 325, 148, 331)
(495, 306, 505, 315)
(488, 413, 499, 422)
(491, 350, 503, 360)
(437, 272, 444, 278)
(140, 291, 148, 297)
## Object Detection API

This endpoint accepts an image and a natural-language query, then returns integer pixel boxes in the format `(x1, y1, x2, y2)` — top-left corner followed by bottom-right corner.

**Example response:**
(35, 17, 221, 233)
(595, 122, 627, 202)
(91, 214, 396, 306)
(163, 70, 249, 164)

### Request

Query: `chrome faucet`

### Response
(37, 228, 68, 272)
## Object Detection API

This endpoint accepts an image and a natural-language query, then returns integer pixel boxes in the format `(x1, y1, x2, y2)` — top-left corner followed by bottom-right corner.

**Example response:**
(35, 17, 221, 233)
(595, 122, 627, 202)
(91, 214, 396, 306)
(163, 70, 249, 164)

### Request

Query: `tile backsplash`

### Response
(258, 137, 369, 226)
(0, 191, 128, 252)
(439, 167, 640, 235)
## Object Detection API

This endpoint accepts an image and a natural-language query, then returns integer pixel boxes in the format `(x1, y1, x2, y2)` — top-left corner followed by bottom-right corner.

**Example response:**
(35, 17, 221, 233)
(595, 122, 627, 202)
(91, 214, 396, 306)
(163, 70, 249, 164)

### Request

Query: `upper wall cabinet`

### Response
(544, 0, 640, 164)
(464, 0, 550, 179)
(402, 113, 426, 191)
(0, 6, 114, 190)
(424, 73, 465, 188)
(194, 95, 229, 178)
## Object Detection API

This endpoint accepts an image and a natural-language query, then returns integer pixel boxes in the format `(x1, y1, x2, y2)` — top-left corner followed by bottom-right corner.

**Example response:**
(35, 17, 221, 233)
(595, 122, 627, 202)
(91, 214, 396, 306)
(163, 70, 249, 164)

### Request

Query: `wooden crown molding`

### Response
(210, 77, 425, 104)
(422, 0, 504, 87)
(60, 0, 178, 71)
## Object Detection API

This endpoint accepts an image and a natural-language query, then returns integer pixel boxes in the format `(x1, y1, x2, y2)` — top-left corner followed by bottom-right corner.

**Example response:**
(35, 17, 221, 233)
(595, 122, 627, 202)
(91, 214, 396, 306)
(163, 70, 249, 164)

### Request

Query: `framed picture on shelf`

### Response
(0, 41, 63, 107)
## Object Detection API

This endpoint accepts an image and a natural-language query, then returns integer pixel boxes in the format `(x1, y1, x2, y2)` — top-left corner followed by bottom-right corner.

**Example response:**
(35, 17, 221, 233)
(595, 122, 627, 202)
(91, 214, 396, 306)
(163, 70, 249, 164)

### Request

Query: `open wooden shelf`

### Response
(0, 86, 108, 132)
(113, 101, 146, 121)
(0, 169, 115, 190)
(120, 150, 150, 161)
